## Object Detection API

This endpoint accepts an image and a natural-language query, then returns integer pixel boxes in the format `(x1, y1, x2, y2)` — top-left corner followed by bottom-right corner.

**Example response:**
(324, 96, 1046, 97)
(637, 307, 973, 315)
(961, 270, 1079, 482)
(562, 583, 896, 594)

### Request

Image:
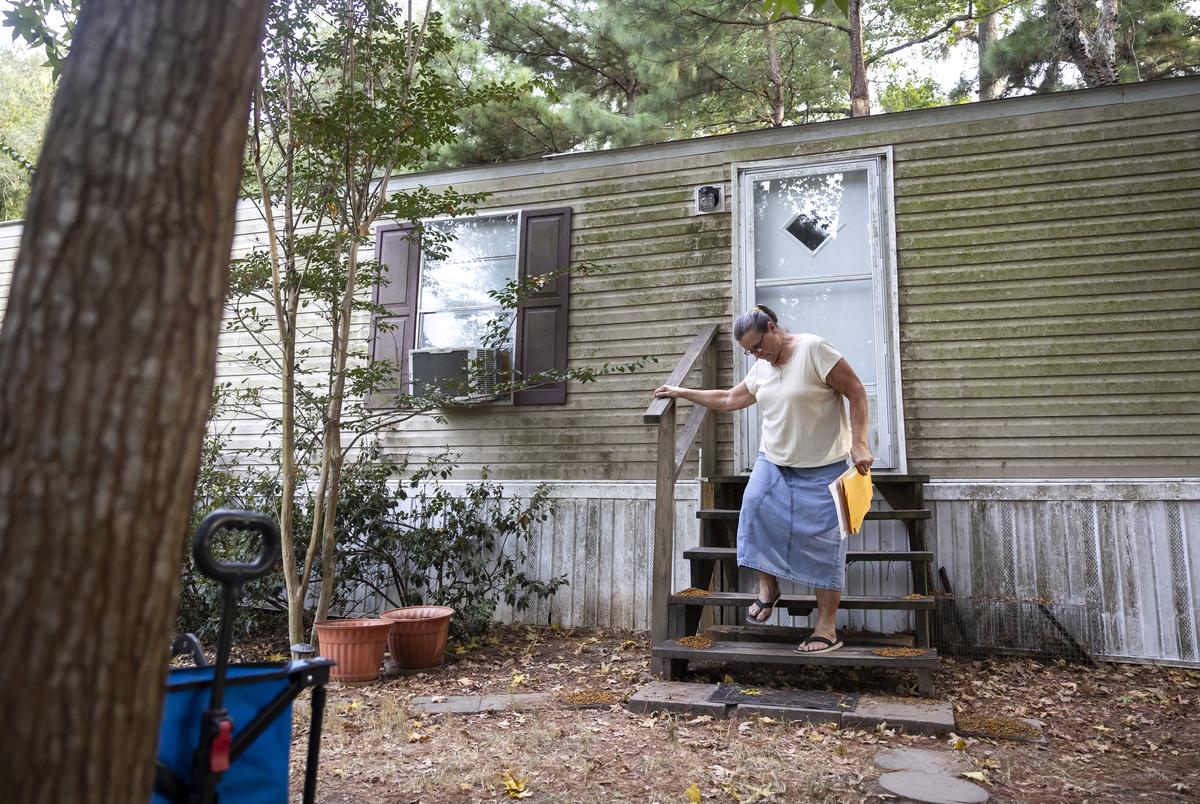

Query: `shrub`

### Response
(177, 441, 566, 644)
(337, 450, 567, 639)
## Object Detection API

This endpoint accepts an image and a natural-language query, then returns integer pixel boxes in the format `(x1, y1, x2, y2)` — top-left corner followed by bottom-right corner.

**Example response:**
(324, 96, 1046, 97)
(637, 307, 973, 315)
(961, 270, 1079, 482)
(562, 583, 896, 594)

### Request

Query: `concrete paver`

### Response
(877, 770, 989, 803)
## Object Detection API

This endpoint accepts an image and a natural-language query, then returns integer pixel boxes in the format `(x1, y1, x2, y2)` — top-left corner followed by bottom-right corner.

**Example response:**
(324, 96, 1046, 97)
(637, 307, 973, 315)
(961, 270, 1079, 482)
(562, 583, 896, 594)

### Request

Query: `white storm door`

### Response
(736, 155, 900, 472)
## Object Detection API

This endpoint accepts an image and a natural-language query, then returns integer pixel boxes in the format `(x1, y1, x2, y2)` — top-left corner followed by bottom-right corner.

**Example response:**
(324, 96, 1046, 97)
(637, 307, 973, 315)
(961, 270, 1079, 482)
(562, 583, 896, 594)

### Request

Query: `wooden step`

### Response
(670, 591, 935, 610)
(697, 508, 931, 522)
(652, 639, 938, 669)
(703, 473, 930, 485)
(682, 546, 933, 563)
(706, 624, 916, 648)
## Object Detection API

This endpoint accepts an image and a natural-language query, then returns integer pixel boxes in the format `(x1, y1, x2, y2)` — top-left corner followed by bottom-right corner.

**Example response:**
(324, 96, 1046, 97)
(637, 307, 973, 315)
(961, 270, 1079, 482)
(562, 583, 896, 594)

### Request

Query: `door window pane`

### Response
(752, 170, 871, 280)
(757, 280, 876, 384)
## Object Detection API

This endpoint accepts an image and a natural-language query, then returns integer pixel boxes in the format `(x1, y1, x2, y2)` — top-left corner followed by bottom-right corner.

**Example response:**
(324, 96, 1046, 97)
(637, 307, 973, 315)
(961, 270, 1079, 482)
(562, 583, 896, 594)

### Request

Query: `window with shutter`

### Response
(369, 207, 572, 405)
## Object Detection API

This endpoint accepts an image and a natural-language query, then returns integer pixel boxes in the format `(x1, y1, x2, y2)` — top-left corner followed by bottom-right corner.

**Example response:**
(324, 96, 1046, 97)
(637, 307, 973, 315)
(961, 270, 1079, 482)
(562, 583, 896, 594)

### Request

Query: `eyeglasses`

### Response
(743, 330, 768, 356)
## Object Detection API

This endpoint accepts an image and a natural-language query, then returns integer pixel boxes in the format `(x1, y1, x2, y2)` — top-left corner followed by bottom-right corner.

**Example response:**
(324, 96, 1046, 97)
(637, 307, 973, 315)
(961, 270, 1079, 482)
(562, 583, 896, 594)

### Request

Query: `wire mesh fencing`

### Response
(934, 595, 1103, 666)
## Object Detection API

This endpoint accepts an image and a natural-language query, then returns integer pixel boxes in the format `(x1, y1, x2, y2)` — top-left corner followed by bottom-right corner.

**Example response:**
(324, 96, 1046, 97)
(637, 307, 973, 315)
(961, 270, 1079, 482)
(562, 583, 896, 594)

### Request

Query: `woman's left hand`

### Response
(850, 444, 874, 475)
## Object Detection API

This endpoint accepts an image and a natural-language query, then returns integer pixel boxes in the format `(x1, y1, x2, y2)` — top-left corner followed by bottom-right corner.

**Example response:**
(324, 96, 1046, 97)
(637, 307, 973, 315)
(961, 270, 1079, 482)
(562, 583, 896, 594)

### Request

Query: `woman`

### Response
(654, 305, 873, 655)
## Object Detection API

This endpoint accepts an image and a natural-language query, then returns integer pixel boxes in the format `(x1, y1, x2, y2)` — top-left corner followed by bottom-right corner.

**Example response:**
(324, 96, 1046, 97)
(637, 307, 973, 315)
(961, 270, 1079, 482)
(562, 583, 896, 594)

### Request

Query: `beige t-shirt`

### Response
(743, 333, 852, 468)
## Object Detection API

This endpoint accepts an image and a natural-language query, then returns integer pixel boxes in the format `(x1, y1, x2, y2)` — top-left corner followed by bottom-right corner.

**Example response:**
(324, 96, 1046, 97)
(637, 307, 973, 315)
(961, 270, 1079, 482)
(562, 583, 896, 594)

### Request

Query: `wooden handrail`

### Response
(647, 323, 721, 648)
(643, 324, 719, 424)
(673, 406, 710, 479)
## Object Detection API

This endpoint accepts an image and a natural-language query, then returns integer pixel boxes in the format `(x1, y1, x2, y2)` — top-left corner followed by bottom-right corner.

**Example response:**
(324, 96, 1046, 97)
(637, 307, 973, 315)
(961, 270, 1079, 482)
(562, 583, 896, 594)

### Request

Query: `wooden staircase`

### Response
(643, 326, 939, 696)
(654, 473, 938, 695)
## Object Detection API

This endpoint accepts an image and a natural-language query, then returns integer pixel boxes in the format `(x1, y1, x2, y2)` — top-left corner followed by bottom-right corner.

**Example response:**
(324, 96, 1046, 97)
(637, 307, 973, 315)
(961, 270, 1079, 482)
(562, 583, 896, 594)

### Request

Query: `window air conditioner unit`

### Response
(410, 347, 502, 404)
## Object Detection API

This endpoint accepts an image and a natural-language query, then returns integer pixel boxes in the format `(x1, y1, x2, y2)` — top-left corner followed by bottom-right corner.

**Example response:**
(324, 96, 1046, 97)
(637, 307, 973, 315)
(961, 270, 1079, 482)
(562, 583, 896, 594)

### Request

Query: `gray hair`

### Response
(733, 305, 779, 340)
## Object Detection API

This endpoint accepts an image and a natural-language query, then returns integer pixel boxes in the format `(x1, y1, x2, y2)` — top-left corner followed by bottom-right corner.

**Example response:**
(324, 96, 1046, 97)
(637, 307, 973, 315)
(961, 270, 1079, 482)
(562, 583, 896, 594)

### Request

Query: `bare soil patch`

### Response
(277, 626, 1198, 802)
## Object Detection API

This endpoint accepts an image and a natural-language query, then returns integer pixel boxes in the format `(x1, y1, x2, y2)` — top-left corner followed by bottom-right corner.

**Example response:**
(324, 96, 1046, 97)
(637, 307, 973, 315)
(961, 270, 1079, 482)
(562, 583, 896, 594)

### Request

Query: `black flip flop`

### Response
(745, 590, 782, 624)
(794, 635, 843, 655)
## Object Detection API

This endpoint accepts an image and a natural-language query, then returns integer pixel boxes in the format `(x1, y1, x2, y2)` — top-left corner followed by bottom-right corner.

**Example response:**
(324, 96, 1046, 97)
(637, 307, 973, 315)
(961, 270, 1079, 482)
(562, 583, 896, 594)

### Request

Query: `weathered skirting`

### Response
(928, 480, 1200, 665)
(345, 478, 1200, 666)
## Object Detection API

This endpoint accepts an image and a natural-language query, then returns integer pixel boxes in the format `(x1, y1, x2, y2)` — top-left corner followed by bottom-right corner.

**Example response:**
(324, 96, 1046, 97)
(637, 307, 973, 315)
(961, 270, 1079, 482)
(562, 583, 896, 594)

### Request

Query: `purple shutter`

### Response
(514, 207, 572, 405)
(371, 223, 421, 393)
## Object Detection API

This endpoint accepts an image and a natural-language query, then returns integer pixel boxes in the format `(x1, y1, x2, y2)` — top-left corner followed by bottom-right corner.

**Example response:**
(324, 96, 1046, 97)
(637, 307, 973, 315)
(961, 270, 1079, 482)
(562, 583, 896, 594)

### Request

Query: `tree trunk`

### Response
(1094, 0, 1120, 85)
(848, 0, 871, 117)
(1051, 0, 1121, 87)
(312, 241, 364, 631)
(977, 11, 1006, 101)
(0, 1, 268, 801)
(763, 17, 787, 126)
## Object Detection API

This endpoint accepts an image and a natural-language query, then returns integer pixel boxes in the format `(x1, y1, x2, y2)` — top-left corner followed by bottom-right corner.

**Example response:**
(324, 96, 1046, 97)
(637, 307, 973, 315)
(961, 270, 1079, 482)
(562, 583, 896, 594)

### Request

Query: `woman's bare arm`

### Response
(654, 380, 756, 412)
(825, 358, 874, 474)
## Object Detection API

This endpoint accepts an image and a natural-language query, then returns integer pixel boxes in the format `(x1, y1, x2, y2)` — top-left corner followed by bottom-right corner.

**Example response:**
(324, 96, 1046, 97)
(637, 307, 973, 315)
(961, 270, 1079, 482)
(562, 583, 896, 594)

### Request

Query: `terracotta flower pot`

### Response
(380, 606, 454, 672)
(313, 618, 393, 682)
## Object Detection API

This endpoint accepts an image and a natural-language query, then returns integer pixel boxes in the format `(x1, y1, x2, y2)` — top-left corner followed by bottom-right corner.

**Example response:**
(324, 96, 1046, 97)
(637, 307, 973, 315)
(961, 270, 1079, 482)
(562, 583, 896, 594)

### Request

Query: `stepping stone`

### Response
(874, 747, 970, 775)
(877, 771, 989, 803)
(626, 682, 731, 718)
(410, 693, 551, 714)
(845, 696, 956, 736)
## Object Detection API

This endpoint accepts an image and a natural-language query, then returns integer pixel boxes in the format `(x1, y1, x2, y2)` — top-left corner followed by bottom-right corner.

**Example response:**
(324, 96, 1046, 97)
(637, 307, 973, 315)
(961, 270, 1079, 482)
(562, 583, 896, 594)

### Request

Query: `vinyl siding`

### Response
(1, 78, 1198, 480)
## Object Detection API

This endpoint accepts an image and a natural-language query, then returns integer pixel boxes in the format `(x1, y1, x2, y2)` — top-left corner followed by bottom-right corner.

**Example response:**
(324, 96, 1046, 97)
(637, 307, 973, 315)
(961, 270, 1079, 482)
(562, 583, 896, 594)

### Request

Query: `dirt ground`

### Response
(283, 626, 1199, 803)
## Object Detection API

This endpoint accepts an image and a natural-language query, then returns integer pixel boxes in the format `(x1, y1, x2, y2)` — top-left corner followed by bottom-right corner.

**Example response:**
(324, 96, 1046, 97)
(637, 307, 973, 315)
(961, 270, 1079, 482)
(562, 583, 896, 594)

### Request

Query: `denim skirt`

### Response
(736, 454, 848, 590)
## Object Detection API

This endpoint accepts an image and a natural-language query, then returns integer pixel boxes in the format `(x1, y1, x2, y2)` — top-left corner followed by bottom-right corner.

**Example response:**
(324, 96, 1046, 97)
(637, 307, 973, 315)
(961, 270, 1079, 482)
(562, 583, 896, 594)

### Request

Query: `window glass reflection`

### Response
(418, 310, 514, 349)
(418, 213, 518, 350)
(753, 170, 869, 279)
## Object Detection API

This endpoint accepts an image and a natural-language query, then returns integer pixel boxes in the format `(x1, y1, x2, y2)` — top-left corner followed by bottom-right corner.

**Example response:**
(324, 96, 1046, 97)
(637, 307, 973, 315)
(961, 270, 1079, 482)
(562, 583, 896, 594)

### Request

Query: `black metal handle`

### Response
(192, 509, 280, 586)
(171, 633, 209, 667)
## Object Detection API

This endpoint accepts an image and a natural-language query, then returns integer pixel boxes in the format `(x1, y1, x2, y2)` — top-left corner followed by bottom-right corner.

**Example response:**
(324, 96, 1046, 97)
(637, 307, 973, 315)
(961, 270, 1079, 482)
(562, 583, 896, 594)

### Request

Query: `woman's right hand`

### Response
(654, 384, 685, 398)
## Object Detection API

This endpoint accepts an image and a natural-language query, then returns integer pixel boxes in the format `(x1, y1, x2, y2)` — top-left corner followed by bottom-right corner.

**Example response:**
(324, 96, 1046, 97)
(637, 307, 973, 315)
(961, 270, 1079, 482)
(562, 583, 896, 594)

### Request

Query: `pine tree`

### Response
(986, 0, 1199, 93)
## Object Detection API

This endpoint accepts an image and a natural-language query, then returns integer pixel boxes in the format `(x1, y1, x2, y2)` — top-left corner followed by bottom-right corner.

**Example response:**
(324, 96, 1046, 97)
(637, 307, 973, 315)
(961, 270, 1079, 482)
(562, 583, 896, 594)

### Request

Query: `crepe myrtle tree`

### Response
(224, 0, 653, 648)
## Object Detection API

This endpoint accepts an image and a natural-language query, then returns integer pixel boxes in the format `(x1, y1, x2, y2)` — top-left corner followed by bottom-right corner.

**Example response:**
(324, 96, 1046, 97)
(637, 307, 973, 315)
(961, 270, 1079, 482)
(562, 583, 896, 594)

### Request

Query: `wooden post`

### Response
(700, 338, 718, 479)
(651, 403, 676, 646)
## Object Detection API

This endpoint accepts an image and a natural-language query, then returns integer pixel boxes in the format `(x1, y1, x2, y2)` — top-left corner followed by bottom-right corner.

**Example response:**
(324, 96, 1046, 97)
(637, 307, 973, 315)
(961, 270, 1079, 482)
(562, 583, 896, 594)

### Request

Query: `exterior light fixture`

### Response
(695, 185, 725, 214)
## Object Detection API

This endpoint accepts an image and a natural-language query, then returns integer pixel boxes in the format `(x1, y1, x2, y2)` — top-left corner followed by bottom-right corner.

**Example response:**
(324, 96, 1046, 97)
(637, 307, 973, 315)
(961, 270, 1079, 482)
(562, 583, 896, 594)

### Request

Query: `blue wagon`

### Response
(153, 511, 334, 803)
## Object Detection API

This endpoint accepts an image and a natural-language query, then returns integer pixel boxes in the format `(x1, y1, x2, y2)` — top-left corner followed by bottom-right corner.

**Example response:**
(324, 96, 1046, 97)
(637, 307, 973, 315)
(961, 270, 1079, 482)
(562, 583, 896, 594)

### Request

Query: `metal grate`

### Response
(708, 683, 859, 712)
(934, 595, 1103, 665)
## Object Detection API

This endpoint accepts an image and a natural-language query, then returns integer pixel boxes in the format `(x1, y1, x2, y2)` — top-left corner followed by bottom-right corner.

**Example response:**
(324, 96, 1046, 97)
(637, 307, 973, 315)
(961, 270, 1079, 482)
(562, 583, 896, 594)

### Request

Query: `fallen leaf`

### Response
(502, 769, 533, 799)
(511, 673, 527, 686)
(962, 770, 993, 786)
(407, 731, 430, 743)
(685, 782, 702, 803)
